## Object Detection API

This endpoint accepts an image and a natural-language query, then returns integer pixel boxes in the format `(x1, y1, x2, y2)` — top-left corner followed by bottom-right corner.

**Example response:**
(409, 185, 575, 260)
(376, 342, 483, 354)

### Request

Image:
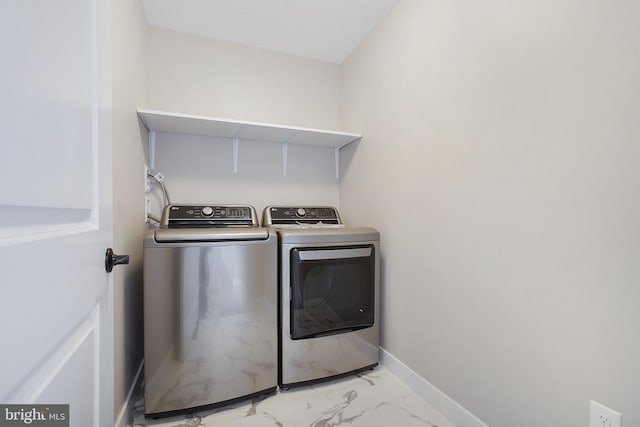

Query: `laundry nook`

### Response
(2, 1, 638, 427)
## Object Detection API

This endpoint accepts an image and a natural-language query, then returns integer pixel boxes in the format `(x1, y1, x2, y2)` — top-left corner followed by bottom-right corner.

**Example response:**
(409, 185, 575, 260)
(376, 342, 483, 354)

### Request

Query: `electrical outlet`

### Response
(590, 400, 621, 427)
(144, 165, 151, 193)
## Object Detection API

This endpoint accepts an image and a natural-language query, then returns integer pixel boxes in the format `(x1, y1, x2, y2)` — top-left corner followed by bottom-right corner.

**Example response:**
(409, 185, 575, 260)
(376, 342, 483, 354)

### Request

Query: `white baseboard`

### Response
(380, 347, 488, 427)
(114, 360, 144, 427)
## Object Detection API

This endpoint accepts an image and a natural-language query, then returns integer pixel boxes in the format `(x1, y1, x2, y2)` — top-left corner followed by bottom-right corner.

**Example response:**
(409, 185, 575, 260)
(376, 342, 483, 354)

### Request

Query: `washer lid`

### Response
(154, 227, 271, 243)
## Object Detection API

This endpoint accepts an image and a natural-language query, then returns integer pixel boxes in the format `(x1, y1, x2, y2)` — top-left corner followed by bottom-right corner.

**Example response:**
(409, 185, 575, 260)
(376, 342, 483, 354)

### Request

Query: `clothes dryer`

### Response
(263, 206, 380, 388)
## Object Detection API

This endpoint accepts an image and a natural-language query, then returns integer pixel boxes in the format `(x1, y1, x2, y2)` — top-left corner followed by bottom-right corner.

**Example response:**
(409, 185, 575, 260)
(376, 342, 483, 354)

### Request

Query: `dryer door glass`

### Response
(290, 245, 375, 340)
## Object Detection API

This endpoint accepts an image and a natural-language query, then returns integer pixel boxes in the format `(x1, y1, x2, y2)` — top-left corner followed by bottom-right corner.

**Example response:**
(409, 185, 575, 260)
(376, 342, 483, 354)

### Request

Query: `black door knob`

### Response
(105, 248, 130, 273)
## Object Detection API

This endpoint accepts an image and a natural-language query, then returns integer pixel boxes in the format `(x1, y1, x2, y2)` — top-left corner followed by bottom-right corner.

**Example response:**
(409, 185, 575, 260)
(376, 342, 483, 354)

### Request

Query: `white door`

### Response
(0, 1, 114, 427)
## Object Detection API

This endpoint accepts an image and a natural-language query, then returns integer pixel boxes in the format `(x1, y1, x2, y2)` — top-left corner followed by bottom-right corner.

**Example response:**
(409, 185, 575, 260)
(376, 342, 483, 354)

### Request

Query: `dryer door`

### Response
(289, 245, 375, 340)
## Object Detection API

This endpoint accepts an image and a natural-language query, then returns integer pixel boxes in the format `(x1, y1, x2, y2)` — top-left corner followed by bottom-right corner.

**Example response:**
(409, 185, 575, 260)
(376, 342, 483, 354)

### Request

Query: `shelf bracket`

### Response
(281, 140, 289, 176)
(232, 135, 239, 174)
(335, 147, 340, 180)
(148, 131, 156, 170)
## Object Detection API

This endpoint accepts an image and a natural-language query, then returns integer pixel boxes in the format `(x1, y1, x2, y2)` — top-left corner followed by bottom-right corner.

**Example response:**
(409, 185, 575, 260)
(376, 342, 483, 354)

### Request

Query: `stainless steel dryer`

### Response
(263, 206, 380, 389)
(143, 204, 277, 417)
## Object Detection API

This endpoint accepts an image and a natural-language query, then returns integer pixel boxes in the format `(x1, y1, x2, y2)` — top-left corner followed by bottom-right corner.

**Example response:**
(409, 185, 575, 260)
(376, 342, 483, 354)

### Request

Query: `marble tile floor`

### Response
(128, 366, 455, 427)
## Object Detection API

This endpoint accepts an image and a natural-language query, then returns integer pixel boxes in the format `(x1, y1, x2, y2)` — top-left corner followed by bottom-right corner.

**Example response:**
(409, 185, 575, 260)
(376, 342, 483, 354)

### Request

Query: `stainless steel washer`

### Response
(263, 206, 380, 388)
(143, 204, 277, 417)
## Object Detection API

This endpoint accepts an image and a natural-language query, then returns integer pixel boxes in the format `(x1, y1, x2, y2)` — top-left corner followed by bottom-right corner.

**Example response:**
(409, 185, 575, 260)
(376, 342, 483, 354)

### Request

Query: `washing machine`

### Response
(262, 206, 380, 388)
(143, 204, 277, 417)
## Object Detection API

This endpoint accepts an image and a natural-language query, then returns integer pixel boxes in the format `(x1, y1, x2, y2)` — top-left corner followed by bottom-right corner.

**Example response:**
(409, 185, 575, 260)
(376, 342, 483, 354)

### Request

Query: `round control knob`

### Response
(296, 208, 306, 217)
(202, 206, 214, 216)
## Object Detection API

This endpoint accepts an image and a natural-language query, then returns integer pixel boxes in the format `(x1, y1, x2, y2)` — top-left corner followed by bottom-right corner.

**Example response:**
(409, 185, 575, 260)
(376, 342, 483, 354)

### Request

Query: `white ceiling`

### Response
(141, 0, 399, 64)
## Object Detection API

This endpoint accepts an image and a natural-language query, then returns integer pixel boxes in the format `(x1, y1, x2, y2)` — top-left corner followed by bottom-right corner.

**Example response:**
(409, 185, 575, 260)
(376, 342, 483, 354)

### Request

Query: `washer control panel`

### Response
(162, 204, 258, 228)
(262, 206, 342, 226)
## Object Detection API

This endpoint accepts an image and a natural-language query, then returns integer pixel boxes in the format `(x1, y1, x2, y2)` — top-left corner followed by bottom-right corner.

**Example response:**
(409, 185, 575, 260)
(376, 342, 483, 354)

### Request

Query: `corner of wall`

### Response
(380, 348, 488, 427)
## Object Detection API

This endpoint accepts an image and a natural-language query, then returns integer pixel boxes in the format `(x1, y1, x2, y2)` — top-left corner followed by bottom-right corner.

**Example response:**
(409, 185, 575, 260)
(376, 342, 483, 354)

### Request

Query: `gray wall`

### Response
(340, 0, 640, 426)
(112, 0, 148, 419)
(145, 27, 343, 215)
(146, 27, 341, 129)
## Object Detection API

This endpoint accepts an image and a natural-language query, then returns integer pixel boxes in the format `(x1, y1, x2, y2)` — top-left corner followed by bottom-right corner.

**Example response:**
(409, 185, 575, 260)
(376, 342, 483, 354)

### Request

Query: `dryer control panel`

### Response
(262, 206, 342, 226)
(161, 204, 258, 228)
